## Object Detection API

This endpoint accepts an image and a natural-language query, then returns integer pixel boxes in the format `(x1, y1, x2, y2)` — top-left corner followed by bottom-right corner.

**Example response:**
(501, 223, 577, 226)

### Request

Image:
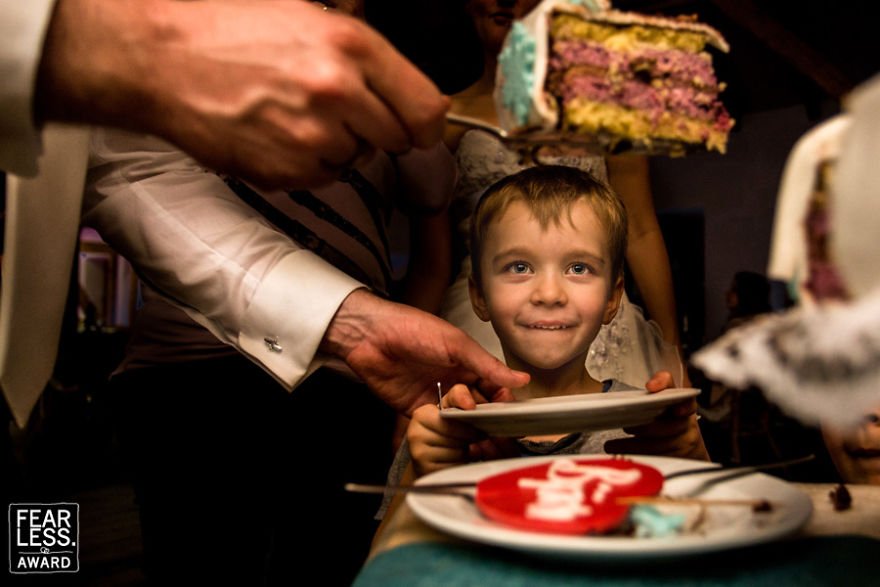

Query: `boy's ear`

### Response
(603, 275, 625, 325)
(468, 276, 492, 322)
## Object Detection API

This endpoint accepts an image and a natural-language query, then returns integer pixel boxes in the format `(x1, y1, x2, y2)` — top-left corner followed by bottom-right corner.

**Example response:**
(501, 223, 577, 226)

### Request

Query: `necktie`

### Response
(0, 124, 89, 428)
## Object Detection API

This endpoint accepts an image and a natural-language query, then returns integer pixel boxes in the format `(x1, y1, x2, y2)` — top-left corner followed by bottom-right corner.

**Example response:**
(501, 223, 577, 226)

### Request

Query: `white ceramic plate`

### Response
(407, 454, 813, 561)
(440, 388, 700, 437)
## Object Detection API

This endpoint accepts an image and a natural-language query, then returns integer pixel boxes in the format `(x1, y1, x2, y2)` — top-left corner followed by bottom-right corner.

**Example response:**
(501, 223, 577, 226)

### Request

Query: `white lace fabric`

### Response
(693, 288, 880, 431)
(694, 79, 880, 431)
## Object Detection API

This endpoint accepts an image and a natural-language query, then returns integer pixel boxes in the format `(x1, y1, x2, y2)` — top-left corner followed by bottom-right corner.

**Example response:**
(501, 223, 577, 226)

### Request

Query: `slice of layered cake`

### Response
(496, 0, 734, 155)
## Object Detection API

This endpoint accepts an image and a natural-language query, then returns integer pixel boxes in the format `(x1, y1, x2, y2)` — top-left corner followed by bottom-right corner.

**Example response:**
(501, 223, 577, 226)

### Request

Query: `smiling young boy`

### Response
(407, 166, 708, 476)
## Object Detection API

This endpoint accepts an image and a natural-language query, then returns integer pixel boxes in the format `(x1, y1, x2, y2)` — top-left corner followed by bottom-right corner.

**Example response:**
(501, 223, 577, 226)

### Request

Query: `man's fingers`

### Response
(488, 387, 516, 403)
(340, 75, 412, 154)
(353, 19, 448, 148)
(237, 112, 362, 189)
(310, 121, 361, 170)
(453, 334, 530, 392)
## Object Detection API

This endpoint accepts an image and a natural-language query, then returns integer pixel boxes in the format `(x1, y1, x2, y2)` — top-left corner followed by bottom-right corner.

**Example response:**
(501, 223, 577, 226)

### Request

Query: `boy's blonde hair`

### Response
(469, 165, 627, 289)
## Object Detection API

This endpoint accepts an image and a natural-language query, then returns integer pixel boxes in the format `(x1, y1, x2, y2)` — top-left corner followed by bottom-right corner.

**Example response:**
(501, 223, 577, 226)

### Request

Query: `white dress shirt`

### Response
(83, 128, 364, 390)
(0, 0, 57, 175)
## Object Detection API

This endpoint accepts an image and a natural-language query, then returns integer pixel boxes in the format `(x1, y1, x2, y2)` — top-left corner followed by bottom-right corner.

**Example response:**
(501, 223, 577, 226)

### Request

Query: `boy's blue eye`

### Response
(508, 262, 530, 274)
(569, 263, 590, 275)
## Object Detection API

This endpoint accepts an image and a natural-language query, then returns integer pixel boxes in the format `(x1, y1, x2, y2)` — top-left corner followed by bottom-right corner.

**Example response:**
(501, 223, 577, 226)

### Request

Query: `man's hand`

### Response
(321, 289, 529, 417)
(605, 371, 710, 460)
(37, 0, 448, 188)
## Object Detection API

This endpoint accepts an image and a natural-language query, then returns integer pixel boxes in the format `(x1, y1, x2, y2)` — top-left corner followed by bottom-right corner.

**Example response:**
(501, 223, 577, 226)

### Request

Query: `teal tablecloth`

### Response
(353, 536, 880, 586)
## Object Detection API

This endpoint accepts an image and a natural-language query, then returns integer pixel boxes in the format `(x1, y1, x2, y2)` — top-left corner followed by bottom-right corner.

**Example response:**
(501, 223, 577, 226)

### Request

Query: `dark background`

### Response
(7, 3, 880, 583)
(372, 0, 880, 347)
(372, 0, 880, 472)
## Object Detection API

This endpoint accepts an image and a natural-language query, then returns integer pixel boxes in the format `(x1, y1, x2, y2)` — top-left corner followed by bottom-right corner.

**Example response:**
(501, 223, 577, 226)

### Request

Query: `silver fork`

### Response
(665, 454, 815, 497)
(445, 113, 664, 161)
(663, 453, 815, 481)
(345, 454, 815, 500)
(345, 481, 476, 503)
(445, 113, 610, 164)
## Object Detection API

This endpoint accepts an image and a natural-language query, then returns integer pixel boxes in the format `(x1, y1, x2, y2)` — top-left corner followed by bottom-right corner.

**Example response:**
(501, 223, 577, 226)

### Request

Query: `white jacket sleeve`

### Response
(83, 127, 363, 389)
(0, 0, 56, 175)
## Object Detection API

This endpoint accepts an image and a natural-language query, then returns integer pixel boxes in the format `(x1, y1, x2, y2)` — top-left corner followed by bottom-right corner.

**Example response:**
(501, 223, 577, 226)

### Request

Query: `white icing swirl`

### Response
(518, 459, 642, 521)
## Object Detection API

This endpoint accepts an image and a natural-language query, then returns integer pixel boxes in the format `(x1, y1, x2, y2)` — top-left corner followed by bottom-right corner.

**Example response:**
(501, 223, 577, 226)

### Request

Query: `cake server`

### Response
(445, 113, 691, 161)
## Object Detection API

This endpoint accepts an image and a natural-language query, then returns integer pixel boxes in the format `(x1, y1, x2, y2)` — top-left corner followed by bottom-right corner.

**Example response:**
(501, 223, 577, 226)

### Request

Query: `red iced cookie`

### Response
(475, 458, 664, 535)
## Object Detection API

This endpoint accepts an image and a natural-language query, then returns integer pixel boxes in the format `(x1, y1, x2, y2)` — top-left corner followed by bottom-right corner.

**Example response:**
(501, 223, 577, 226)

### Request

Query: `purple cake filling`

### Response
(548, 38, 733, 130)
(550, 40, 718, 88)
(549, 41, 613, 70)
(805, 200, 849, 301)
(559, 74, 727, 123)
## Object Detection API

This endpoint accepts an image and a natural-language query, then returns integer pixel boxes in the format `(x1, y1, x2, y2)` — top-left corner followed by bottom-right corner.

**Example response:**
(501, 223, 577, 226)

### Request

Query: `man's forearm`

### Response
(35, 0, 171, 131)
(84, 128, 364, 387)
(319, 288, 376, 362)
(34, 0, 449, 188)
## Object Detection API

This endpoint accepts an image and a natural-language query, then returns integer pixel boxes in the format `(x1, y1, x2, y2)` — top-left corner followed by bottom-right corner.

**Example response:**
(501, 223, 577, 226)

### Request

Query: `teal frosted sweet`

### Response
(629, 505, 686, 538)
(499, 22, 537, 127)
(569, 0, 606, 11)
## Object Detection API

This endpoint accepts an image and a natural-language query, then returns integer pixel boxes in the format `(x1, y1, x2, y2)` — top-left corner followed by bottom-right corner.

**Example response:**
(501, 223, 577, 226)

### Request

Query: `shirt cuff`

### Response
(0, 0, 56, 175)
(237, 249, 364, 389)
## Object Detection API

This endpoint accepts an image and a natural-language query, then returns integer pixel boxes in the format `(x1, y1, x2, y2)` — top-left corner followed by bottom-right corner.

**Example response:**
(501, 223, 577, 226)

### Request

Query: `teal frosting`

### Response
(499, 22, 537, 127)
(629, 505, 686, 538)
(568, 0, 605, 11)
(787, 271, 801, 304)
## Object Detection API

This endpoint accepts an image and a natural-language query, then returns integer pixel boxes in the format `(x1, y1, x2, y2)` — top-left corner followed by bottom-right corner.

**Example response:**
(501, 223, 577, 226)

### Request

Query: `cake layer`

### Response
(547, 9, 733, 153)
(550, 40, 720, 90)
(551, 8, 729, 52)
(562, 98, 730, 154)
(554, 72, 727, 123)
(494, 1, 734, 155)
(551, 13, 710, 53)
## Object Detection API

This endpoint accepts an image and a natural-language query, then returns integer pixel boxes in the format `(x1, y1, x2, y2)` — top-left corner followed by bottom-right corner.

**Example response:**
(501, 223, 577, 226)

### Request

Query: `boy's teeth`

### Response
(531, 324, 567, 330)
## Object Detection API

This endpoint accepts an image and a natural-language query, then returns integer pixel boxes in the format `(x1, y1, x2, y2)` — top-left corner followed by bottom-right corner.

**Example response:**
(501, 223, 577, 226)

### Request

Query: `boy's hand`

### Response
(408, 384, 517, 477)
(604, 370, 710, 461)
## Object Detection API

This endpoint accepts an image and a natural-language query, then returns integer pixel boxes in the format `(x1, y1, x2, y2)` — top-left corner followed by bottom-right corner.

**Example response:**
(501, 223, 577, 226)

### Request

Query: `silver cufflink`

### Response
(264, 337, 283, 353)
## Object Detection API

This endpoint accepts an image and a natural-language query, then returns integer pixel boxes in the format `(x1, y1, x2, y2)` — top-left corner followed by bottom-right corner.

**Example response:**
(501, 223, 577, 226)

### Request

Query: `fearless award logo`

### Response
(9, 503, 79, 574)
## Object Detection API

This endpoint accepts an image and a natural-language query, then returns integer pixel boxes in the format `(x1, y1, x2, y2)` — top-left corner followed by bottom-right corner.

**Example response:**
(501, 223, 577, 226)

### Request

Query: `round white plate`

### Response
(407, 454, 813, 561)
(440, 388, 700, 437)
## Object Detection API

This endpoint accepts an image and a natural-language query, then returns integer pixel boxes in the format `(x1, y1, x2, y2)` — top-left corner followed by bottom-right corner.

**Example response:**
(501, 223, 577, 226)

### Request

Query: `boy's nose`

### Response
(530, 273, 567, 306)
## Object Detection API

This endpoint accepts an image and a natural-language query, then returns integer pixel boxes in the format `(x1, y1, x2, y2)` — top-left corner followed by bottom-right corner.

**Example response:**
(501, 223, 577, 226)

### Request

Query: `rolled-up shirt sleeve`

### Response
(0, 0, 57, 175)
(82, 127, 363, 389)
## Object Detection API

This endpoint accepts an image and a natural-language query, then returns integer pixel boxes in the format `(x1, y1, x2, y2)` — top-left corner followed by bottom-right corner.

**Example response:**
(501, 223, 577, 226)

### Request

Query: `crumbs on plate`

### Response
(828, 483, 852, 511)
